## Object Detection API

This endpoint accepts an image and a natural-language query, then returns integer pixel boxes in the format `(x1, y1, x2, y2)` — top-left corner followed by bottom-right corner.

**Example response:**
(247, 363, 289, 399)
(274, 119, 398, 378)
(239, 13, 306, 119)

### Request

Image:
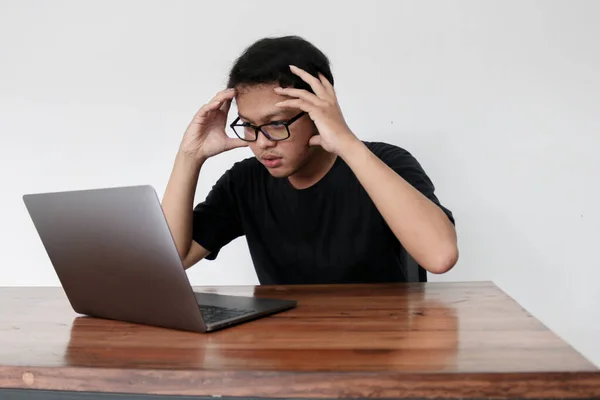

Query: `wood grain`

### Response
(0, 282, 599, 399)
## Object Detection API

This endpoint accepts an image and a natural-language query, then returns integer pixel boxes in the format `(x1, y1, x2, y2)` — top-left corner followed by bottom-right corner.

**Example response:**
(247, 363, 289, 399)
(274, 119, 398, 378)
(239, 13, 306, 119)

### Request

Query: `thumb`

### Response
(225, 137, 249, 151)
(308, 134, 322, 147)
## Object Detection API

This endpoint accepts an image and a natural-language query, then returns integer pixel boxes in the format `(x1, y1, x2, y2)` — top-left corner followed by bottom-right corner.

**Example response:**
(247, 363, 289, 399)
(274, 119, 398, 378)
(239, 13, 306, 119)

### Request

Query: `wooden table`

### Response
(0, 282, 599, 399)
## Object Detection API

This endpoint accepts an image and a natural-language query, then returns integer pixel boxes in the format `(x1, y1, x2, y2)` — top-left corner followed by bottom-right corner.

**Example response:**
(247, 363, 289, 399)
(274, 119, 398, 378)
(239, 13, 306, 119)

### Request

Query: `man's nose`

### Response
(255, 129, 276, 149)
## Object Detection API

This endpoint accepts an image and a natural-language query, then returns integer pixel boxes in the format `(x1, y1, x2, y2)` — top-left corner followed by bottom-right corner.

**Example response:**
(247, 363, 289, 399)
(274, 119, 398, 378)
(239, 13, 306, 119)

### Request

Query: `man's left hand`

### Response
(274, 65, 358, 156)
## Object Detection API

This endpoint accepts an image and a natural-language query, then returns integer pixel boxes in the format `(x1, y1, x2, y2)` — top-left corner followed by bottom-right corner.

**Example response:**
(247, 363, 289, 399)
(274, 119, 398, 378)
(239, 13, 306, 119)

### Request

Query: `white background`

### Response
(1, 0, 598, 366)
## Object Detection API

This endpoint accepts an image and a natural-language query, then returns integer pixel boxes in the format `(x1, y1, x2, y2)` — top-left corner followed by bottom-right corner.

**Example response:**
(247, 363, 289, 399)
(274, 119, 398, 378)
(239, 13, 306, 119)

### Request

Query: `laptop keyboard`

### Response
(198, 304, 255, 324)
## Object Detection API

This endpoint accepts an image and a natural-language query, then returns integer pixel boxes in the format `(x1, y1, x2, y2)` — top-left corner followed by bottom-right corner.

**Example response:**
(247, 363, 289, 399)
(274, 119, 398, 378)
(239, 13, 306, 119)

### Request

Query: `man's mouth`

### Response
(261, 155, 282, 168)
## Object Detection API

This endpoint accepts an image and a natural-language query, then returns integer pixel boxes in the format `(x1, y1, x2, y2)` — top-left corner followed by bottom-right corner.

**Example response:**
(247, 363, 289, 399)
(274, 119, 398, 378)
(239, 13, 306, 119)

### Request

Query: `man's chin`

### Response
(259, 154, 311, 179)
(261, 160, 302, 179)
(265, 166, 293, 179)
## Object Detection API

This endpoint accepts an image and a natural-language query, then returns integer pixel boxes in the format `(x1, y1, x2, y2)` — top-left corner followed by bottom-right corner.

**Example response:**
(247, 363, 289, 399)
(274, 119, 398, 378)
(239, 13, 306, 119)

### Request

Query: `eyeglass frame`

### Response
(229, 111, 307, 142)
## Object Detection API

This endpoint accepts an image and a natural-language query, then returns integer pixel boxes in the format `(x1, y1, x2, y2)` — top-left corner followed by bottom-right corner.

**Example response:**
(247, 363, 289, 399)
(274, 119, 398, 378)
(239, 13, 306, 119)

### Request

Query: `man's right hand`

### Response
(179, 88, 248, 162)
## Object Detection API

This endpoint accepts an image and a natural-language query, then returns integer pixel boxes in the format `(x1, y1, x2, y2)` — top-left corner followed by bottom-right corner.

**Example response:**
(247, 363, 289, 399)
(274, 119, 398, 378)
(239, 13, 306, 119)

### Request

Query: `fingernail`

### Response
(289, 65, 297, 69)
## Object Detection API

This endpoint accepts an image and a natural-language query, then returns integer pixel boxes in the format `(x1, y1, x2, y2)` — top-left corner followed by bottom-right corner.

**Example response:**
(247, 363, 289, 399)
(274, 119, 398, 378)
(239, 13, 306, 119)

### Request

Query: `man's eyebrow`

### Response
(238, 111, 289, 124)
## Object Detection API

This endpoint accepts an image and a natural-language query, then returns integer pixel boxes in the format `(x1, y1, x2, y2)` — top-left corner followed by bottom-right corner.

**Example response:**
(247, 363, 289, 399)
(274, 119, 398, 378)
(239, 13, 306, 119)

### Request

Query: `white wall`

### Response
(1, 0, 599, 366)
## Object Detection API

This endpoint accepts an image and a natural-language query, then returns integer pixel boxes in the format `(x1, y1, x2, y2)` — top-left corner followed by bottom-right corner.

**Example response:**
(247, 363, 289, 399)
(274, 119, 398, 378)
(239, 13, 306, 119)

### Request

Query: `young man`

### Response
(162, 36, 458, 285)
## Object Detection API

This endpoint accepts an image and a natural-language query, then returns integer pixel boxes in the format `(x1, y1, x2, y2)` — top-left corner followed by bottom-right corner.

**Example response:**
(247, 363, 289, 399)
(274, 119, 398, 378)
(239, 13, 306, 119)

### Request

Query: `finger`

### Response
(209, 88, 236, 104)
(225, 137, 249, 151)
(193, 88, 236, 122)
(289, 65, 327, 98)
(308, 134, 322, 147)
(200, 89, 236, 116)
(192, 101, 221, 122)
(318, 73, 335, 96)
(215, 89, 236, 115)
(275, 99, 314, 113)
(195, 99, 222, 117)
(220, 98, 233, 115)
(274, 87, 326, 106)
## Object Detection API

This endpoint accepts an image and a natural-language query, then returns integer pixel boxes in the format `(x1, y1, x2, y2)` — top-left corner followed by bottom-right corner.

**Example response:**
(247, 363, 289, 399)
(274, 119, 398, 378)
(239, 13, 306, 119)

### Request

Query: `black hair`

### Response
(227, 35, 333, 93)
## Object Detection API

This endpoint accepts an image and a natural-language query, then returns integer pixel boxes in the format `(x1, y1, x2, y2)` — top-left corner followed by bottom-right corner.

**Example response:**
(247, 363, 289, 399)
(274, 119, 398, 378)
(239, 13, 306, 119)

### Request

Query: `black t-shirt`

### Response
(192, 141, 454, 285)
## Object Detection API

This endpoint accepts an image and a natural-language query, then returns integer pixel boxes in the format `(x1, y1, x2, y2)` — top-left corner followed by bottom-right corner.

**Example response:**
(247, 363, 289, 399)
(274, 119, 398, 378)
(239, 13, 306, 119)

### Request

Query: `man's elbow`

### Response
(424, 244, 459, 275)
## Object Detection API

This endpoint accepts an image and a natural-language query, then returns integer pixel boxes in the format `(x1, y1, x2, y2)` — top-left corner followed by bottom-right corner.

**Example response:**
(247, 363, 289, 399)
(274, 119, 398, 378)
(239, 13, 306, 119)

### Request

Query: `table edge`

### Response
(2, 366, 600, 399)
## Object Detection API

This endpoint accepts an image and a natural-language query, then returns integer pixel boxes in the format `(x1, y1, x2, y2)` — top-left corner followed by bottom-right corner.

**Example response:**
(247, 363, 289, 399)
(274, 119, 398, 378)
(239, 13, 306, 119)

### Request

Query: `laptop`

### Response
(22, 185, 296, 332)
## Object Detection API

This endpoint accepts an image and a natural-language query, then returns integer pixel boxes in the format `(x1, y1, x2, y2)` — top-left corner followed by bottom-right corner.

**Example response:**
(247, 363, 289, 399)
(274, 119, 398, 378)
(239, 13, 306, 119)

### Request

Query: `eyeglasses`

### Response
(230, 111, 307, 142)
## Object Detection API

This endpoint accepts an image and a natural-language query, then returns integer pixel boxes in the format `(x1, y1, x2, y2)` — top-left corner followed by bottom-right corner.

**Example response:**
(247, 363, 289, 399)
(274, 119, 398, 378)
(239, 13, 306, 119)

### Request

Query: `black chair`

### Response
(402, 247, 427, 282)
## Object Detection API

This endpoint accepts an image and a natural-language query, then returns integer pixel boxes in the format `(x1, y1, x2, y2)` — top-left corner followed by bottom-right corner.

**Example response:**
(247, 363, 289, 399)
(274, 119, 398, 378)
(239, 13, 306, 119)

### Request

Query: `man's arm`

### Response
(162, 152, 211, 269)
(161, 88, 247, 269)
(273, 66, 457, 274)
(339, 140, 458, 274)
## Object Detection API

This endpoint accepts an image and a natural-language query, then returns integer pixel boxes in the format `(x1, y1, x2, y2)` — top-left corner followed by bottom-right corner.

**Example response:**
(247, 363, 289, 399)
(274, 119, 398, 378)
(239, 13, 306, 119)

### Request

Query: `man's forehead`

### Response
(237, 109, 292, 124)
(234, 85, 295, 123)
(235, 82, 278, 94)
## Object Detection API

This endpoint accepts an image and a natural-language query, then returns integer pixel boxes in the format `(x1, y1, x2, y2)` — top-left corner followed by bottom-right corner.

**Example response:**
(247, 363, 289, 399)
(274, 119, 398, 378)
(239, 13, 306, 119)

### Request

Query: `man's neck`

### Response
(287, 148, 338, 190)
